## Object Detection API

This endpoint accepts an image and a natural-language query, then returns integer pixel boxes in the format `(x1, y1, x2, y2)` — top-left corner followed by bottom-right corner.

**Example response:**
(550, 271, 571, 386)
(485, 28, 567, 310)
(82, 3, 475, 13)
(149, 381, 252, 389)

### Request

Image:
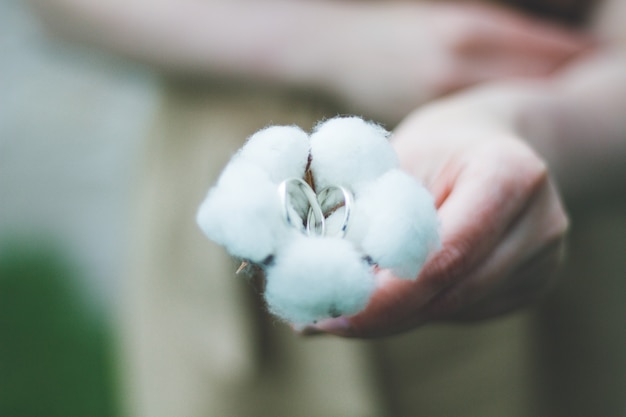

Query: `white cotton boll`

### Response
(309, 117, 399, 190)
(354, 169, 440, 280)
(264, 236, 375, 324)
(237, 125, 310, 183)
(196, 162, 294, 263)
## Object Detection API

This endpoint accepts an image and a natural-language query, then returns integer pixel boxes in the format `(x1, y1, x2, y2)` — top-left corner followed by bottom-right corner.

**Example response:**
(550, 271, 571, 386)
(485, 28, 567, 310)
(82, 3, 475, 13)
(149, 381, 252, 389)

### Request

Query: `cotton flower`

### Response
(197, 116, 440, 324)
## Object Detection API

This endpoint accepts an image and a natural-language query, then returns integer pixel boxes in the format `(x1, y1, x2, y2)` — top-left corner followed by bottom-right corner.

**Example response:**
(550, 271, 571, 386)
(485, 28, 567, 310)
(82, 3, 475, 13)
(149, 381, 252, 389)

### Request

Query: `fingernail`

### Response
(311, 317, 352, 336)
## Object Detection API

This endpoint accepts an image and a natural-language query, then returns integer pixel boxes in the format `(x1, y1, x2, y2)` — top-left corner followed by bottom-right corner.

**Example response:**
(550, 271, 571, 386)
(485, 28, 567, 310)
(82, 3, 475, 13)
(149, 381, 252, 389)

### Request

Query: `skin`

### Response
(31, 0, 626, 337)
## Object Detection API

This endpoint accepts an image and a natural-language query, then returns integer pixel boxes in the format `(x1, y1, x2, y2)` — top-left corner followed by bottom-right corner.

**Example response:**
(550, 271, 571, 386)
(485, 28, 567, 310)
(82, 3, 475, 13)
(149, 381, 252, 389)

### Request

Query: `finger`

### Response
(451, 238, 566, 320)
(458, 53, 569, 87)
(409, 142, 549, 301)
(423, 178, 568, 320)
(458, 5, 595, 59)
(508, 19, 595, 57)
(448, 32, 594, 92)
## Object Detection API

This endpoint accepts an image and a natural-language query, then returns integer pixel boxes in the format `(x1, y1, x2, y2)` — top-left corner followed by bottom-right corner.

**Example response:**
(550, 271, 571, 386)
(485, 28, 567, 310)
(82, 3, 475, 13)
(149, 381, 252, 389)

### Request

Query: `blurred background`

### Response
(0, 0, 157, 415)
(2, 1, 625, 416)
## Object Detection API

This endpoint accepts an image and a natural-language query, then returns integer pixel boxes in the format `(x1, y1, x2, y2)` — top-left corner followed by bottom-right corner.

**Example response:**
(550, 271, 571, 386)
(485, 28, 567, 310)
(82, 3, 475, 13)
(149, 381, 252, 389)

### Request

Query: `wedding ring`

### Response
(308, 185, 353, 238)
(278, 178, 325, 236)
(278, 178, 353, 238)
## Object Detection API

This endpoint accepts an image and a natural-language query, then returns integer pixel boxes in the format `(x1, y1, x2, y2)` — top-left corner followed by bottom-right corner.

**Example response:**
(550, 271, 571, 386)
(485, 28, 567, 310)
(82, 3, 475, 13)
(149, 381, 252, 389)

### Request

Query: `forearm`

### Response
(29, 0, 351, 88)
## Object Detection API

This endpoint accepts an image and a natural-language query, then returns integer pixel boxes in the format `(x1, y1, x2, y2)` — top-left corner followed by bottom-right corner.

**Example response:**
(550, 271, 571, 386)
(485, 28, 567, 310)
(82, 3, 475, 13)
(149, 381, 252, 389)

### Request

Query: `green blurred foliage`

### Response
(0, 240, 119, 417)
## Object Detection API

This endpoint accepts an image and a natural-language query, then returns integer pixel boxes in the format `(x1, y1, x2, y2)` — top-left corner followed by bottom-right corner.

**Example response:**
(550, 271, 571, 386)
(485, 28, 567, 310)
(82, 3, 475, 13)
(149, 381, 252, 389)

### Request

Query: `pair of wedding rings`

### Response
(277, 178, 353, 238)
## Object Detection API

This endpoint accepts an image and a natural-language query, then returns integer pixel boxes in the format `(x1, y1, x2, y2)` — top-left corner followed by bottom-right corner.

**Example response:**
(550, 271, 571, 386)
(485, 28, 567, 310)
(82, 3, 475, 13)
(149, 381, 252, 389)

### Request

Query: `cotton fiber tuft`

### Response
(265, 236, 375, 324)
(351, 169, 440, 279)
(196, 161, 292, 263)
(236, 125, 310, 182)
(309, 117, 399, 189)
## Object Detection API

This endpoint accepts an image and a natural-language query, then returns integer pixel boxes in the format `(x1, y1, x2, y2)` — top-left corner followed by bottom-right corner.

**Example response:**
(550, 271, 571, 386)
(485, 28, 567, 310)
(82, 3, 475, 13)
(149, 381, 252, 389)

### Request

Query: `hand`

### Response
(320, 2, 592, 124)
(309, 102, 569, 337)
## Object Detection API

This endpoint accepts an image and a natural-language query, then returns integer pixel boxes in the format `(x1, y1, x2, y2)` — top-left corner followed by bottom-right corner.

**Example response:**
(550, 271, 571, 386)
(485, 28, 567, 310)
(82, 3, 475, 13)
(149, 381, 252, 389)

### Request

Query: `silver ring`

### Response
(278, 178, 325, 236)
(307, 185, 354, 238)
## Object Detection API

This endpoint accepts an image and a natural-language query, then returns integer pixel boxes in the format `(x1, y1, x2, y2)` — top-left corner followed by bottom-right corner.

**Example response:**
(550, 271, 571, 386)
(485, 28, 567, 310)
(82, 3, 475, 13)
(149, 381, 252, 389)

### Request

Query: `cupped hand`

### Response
(309, 103, 569, 338)
(322, 2, 592, 124)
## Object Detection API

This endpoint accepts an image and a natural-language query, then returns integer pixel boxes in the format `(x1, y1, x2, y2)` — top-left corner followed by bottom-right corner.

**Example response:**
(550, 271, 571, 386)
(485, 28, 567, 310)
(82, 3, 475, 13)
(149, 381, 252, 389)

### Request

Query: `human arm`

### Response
(29, 0, 590, 124)
(309, 0, 626, 337)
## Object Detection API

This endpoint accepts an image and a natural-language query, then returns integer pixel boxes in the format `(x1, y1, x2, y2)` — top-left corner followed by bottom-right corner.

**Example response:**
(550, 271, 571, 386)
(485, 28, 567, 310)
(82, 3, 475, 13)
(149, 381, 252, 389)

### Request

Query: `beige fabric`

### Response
(119, 85, 386, 417)
(118, 81, 626, 417)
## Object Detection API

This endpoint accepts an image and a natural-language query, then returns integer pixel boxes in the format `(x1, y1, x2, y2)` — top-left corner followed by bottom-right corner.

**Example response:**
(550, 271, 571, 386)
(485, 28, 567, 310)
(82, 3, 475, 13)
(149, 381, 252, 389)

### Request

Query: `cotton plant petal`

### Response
(264, 235, 375, 324)
(309, 117, 399, 190)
